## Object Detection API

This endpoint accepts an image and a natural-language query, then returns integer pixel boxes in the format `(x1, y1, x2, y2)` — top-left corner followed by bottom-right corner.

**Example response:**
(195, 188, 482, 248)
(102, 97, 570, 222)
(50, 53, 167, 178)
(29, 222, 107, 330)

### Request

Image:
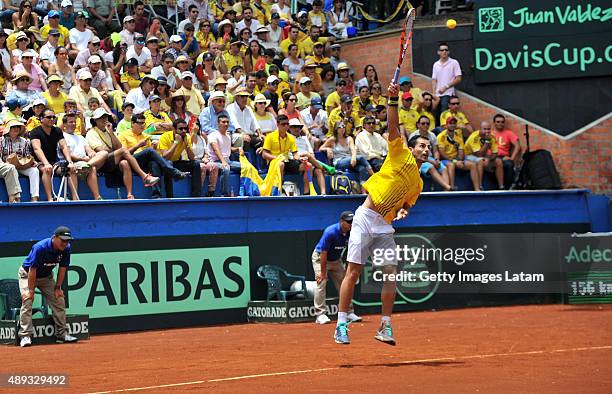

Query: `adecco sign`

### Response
(473, 0, 612, 83)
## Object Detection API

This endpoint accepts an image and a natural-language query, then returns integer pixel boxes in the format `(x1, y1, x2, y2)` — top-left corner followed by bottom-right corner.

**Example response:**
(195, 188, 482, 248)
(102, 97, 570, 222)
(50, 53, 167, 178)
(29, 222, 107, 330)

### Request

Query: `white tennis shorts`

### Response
(346, 205, 397, 266)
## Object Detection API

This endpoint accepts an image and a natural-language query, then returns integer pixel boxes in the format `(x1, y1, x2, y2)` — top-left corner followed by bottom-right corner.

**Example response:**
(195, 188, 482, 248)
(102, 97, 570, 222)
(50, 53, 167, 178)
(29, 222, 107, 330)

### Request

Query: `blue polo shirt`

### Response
(315, 223, 349, 262)
(23, 238, 71, 278)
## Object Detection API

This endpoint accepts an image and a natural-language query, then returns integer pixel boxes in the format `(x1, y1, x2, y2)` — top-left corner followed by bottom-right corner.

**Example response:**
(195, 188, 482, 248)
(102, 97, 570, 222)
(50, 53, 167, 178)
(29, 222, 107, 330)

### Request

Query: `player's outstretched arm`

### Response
(387, 82, 400, 142)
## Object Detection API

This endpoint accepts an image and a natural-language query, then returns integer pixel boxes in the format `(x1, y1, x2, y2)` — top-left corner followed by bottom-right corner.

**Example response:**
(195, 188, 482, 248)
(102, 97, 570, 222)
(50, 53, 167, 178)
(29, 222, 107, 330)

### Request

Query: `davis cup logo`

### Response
(479, 7, 505, 33)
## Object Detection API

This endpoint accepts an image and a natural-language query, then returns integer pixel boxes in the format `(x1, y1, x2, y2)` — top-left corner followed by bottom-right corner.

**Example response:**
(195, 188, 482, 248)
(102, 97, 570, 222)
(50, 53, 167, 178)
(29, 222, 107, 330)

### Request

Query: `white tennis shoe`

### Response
(315, 314, 331, 324)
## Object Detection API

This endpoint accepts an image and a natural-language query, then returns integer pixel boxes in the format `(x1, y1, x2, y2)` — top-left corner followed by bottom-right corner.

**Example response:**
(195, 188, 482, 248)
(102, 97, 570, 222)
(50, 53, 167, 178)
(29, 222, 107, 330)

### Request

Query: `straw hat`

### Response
(11, 70, 32, 83)
(171, 90, 191, 103)
(252, 93, 270, 108)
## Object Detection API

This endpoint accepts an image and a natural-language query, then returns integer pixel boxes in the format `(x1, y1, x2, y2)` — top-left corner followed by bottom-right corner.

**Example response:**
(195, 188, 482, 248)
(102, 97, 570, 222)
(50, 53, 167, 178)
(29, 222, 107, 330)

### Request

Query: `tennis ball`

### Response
(446, 19, 457, 29)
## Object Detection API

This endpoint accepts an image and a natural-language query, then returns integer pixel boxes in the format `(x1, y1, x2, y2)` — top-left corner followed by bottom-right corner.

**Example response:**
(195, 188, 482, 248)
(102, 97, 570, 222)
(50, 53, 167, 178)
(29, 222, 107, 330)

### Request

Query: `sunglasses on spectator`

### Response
(270, 81, 279, 85)
(82, 78, 92, 82)
(192, 10, 199, 14)
(22, 55, 33, 59)
(288, 98, 297, 102)
(177, 126, 189, 131)
(24, 5, 31, 8)
(439, 48, 449, 52)
(136, 40, 145, 44)
(44, 115, 57, 120)
(365, 121, 375, 125)
(450, 102, 460, 105)
(420, 122, 430, 125)
(371, 86, 381, 90)
(219, 120, 229, 124)
(17, 38, 28, 42)
(92, 42, 100, 46)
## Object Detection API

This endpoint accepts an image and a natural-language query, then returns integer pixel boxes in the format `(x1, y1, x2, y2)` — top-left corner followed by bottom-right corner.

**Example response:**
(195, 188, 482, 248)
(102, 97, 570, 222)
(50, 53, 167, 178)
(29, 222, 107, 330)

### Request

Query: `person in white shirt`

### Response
(300, 96, 328, 150)
(178, 4, 201, 34)
(432, 42, 462, 113)
(125, 75, 158, 114)
(58, 112, 107, 200)
(39, 29, 60, 70)
(73, 36, 105, 69)
(151, 53, 182, 91)
(355, 115, 388, 172)
(207, 113, 241, 197)
(126, 34, 153, 73)
(68, 11, 93, 57)
(288, 118, 327, 194)
(226, 88, 262, 150)
(266, 13, 283, 52)
(119, 15, 137, 47)
(235, 7, 261, 34)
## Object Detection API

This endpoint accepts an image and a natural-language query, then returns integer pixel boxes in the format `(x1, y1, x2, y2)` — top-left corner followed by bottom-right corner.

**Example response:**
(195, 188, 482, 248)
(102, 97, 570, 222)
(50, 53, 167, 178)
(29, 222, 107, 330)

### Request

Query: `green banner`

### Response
(0, 247, 250, 318)
(473, 0, 612, 83)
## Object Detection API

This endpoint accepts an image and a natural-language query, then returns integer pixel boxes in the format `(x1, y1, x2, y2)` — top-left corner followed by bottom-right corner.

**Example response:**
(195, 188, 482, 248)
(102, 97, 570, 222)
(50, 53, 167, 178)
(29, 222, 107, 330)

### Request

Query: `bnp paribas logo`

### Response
(478, 6, 505, 33)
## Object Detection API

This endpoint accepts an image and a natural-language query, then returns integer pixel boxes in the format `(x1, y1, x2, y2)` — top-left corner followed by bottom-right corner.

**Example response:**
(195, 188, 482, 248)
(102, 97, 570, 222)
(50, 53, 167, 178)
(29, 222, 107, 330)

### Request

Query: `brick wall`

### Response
(340, 30, 612, 194)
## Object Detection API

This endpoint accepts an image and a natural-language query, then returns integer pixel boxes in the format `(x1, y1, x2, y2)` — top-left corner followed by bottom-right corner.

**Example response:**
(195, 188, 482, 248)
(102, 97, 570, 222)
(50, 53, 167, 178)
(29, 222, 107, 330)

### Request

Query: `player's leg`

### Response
(372, 234, 398, 345)
(17, 267, 34, 346)
(312, 250, 330, 324)
(338, 262, 363, 318)
(331, 260, 360, 322)
(36, 274, 76, 343)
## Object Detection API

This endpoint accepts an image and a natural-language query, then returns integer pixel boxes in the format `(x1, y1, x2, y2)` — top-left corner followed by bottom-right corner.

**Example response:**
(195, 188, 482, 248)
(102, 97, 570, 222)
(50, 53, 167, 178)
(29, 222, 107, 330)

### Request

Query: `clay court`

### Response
(2, 304, 611, 393)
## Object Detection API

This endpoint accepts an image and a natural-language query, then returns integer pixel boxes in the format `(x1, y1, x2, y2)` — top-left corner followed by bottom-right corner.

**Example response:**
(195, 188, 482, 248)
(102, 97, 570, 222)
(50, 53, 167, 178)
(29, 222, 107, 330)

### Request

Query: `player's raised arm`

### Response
(387, 82, 400, 142)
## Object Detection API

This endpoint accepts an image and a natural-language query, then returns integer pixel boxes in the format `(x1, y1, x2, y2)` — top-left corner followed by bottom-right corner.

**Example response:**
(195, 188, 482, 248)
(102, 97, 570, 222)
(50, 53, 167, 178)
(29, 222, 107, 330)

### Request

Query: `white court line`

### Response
(85, 345, 612, 393)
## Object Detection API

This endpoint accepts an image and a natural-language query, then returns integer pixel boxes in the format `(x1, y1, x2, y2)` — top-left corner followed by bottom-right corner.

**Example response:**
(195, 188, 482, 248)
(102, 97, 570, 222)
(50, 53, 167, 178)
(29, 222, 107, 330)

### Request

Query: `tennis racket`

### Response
(392, 8, 416, 84)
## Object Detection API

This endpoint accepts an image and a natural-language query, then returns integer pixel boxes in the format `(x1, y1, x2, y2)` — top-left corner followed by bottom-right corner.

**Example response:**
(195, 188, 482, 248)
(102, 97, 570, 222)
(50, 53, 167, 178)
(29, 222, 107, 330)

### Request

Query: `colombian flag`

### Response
(239, 155, 283, 196)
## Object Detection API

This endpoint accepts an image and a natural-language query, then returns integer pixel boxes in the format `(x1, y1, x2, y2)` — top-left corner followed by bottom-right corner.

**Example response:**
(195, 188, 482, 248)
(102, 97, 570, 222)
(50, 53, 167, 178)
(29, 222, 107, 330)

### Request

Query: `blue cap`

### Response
(399, 76, 411, 85)
(311, 96, 323, 109)
(48, 10, 61, 18)
(6, 98, 24, 110)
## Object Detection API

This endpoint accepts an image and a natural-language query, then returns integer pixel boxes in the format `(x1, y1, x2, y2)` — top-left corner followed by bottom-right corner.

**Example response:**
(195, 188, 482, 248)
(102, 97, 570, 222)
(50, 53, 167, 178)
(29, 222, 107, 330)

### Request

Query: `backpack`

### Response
(331, 173, 351, 195)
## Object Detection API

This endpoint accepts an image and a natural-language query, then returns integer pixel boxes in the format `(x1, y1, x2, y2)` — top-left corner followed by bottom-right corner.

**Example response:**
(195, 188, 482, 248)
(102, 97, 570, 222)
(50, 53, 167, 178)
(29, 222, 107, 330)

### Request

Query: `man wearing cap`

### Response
(222, 39, 245, 74)
(180, 23, 200, 61)
(176, 71, 206, 114)
(305, 40, 331, 74)
(287, 117, 327, 194)
(59, 0, 75, 30)
(30, 109, 77, 201)
(120, 15, 137, 47)
(144, 94, 173, 136)
(280, 25, 305, 59)
(73, 37, 104, 69)
(296, 76, 321, 111)
(17, 226, 79, 347)
(69, 70, 112, 116)
(0, 119, 39, 201)
(1, 98, 25, 124)
(87, 0, 119, 35)
(253, 26, 274, 51)
(126, 34, 154, 73)
(329, 43, 352, 72)
(125, 74, 158, 115)
(266, 12, 283, 51)
(398, 92, 420, 139)
(41, 10, 70, 46)
(39, 29, 61, 70)
(327, 94, 361, 137)
(165, 35, 189, 62)
(5, 71, 44, 108)
(13, 50, 47, 92)
(76, 55, 107, 95)
(199, 90, 235, 135)
(300, 96, 328, 149)
(356, 115, 388, 173)
(352, 85, 372, 118)
(68, 11, 94, 57)
(399, 76, 422, 110)
(325, 79, 346, 113)
(226, 87, 262, 150)
(312, 211, 360, 325)
(262, 74, 280, 113)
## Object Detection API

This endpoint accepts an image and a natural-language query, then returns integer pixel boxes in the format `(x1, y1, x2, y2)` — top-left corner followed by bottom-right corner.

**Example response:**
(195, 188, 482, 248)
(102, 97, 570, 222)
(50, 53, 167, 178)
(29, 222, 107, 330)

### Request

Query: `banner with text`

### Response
(0, 247, 250, 319)
(473, 0, 612, 83)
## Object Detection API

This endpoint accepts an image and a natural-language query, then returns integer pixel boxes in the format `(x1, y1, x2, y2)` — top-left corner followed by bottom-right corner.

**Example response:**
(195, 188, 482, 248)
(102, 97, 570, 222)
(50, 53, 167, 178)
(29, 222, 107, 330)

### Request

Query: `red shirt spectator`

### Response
(493, 114, 520, 159)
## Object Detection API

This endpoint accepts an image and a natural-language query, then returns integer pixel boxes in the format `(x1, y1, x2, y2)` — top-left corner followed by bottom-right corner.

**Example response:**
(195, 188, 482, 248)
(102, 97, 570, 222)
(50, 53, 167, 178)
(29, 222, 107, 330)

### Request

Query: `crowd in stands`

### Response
(0, 0, 521, 202)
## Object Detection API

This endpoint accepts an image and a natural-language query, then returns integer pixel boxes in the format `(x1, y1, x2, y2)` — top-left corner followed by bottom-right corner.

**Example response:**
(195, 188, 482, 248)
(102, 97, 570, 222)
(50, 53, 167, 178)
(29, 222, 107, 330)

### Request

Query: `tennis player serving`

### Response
(334, 82, 430, 345)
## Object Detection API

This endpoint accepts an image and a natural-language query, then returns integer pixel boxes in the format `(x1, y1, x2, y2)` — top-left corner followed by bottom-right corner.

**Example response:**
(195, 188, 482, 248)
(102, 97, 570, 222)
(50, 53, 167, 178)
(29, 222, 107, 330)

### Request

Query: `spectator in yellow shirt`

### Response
(144, 95, 174, 138)
(157, 118, 202, 197)
(464, 121, 503, 190)
(308, 0, 328, 34)
(436, 116, 480, 191)
(222, 40, 245, 73)
(352, 85, 372, 118)
(398, 76, 422, 110)
(40, 10, 70, 46)
(42, 74, 68, 114)
(280, 25, 305, 58)
(398, 92, 419, 141)
(328, 95, 361, 137)
(301, 25, 329, 56)
(440, 95, 473, 139)
(416, 91, 439, 133)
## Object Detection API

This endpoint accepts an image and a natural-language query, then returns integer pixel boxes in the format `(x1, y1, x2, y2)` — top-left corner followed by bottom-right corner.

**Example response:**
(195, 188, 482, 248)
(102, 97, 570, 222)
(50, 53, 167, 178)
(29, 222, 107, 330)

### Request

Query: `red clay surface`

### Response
(2, 304, 612, 393)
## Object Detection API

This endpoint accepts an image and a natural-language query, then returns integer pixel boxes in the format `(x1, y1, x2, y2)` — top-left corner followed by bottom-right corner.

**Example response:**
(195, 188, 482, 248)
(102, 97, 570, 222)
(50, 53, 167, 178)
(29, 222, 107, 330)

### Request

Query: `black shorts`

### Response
(99, 151, 120, 173)
(284, 159, 302, 174)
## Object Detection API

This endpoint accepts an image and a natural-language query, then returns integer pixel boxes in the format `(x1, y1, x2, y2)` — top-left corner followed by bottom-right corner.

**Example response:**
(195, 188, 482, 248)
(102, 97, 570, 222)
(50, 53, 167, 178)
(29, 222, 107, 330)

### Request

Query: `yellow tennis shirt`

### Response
(362, 137, 423, 223)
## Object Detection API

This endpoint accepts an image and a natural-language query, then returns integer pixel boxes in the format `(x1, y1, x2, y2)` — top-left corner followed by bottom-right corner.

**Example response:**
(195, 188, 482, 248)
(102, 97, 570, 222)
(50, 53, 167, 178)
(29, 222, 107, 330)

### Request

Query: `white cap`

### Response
(169, 35, 182, 43)
(123, 15, 135, 24)
(299, 76, 311, 85)
(289, 118, 303, 127)
(255, 26, 269, 34)
(61, 0, 72, 7)
(32, 98, 47, 107)
(78, 70, 93, 80)
(88, 55, 101, 63)
(297, 10, 307, 18)
(267, 75, 279, 84)
(92, 107, 110, 119)
(20, 49, 38, 59)
(181, 71, 195, 79)
(209, 91, 226, 101)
